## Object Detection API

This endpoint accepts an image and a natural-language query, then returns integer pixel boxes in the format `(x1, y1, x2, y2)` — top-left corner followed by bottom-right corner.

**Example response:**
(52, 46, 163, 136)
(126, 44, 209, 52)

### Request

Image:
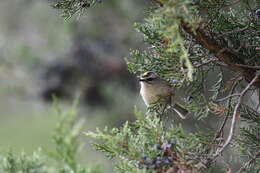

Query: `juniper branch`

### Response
(210, 70, 260, 163)
(181, 22, 260, 87)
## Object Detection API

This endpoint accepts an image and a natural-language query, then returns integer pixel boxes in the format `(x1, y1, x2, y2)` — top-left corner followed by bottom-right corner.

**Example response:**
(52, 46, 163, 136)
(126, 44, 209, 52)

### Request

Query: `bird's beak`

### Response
(139, 78, 146, 82)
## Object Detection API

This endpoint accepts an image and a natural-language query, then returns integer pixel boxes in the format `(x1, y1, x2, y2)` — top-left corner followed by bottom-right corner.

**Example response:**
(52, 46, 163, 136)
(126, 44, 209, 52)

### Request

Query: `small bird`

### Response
(139, 71, 188, 119)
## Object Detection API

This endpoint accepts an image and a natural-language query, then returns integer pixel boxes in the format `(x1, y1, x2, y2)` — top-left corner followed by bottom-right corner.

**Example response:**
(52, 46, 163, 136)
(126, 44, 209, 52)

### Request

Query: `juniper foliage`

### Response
(53, 0, 260, 172)
(52, 0, 102, 19)
(0, 104, 101, 173)
(85, 109, 214, 173)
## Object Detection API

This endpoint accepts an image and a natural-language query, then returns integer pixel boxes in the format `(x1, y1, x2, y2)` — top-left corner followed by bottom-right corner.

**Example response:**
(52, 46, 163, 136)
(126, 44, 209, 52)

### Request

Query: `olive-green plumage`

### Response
(139, 71, 188, 119)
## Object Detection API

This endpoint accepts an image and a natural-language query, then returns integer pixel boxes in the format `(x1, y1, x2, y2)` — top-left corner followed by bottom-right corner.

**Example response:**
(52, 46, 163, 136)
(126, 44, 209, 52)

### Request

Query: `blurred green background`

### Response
(0, 0, 148, 171)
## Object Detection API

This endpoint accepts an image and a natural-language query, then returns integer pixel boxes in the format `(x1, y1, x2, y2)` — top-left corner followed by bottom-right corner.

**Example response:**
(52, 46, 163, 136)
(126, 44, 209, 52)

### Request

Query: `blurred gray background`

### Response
(0, 0, 149, 171)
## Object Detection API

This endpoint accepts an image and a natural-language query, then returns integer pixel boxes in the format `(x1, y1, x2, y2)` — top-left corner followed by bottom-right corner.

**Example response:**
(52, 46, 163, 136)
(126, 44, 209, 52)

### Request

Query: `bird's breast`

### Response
(140, 82, 172, 106)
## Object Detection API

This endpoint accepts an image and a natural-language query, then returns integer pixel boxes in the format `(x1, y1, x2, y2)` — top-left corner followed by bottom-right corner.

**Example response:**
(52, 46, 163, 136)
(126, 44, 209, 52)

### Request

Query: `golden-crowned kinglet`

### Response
(139, 71, 188, 119)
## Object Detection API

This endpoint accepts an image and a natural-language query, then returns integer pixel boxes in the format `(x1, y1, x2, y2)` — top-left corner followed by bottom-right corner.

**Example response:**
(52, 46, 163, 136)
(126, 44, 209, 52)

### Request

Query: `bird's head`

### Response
(139, 71, 161, 84)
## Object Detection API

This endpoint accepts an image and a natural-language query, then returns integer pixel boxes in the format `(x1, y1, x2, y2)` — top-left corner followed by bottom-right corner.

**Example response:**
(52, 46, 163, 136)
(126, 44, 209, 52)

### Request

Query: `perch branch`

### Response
(181, 22, 260, 87)
(214, 76, 242, 141)
(210, 71, 260, 162)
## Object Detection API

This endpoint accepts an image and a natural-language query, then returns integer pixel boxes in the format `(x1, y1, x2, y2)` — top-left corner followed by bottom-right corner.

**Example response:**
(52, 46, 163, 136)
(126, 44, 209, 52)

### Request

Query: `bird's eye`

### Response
(146, 78, 154, 81)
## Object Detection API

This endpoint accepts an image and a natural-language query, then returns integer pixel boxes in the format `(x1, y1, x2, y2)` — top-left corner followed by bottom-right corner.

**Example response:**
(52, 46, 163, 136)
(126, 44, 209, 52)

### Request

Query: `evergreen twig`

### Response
(210, 71, 260, 162)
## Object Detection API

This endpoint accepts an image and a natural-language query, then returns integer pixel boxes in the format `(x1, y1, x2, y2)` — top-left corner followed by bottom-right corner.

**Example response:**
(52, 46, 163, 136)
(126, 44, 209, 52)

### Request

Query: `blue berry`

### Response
(142, 154, 148, 160)
(147, 164, 156, 169)
(155, 159, 162, 165)
(162, 141, 172, 150)
(167, 156, 173, 161)
(163, 159, 170, 165)
(171, 79, 178, 83)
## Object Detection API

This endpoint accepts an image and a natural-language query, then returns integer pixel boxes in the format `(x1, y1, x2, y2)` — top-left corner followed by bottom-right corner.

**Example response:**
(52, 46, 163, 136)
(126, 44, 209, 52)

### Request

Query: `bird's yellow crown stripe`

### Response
(142, 72, 150, 77)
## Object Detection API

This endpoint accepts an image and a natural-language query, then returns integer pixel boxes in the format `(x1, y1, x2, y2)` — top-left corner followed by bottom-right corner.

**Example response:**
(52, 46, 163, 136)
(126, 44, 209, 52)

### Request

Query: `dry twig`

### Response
(216, 93, 240, 102)
(181, 22, 260, 87)
(210, 71, 260, 162)
(214, 76, 242, 141)
(235, 64, 260, 70)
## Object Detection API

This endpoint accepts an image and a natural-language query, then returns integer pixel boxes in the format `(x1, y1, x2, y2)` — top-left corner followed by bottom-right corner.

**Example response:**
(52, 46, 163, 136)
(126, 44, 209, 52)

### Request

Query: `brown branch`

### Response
(235, 64, 260, 70)
(181, 23, 243, 69)
(181, 22, 260, 87)
(210, 71, 260, 162)
(237, 151, 260, 173)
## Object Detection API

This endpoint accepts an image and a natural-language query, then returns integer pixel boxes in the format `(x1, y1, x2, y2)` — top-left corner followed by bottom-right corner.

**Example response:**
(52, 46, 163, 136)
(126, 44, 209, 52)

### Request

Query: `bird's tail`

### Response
(173, 103, 189, 119)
